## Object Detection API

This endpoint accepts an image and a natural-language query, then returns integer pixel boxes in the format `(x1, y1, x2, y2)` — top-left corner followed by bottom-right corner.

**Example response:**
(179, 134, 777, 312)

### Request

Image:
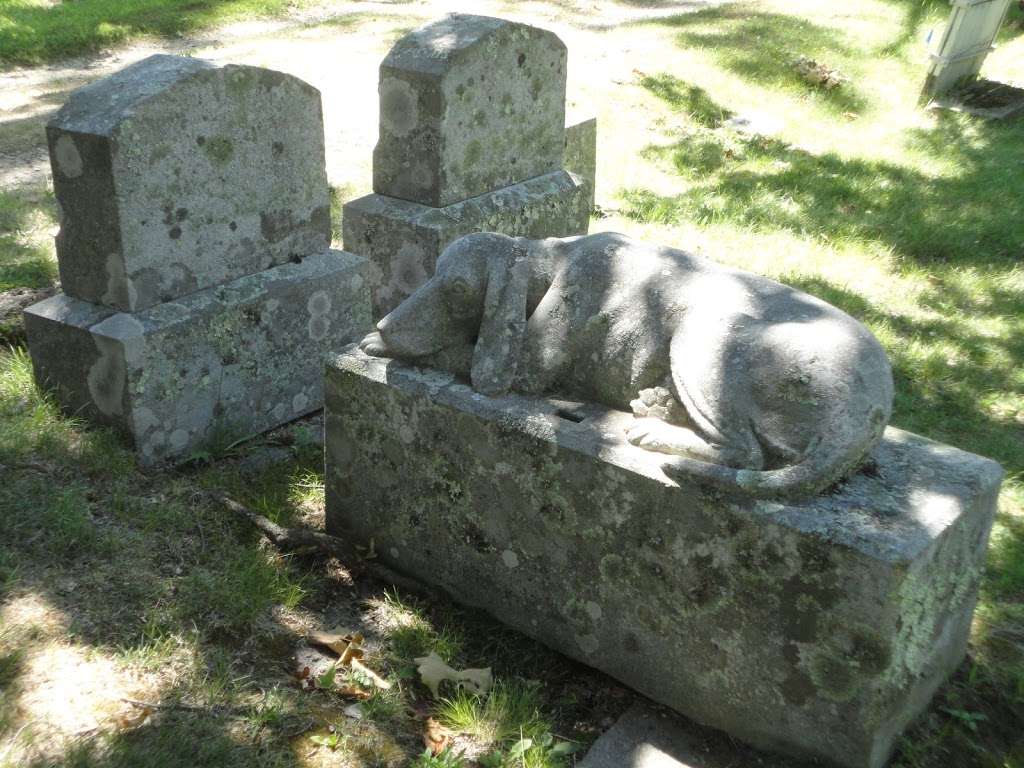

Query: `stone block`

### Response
(565, 116, 597, 217)
(342, 170, 589, 318)
(372, 14, 567, 207)
(324, 347, 1003, 768)
(47, 54, 330, 312)
(25, 251, 369, 464)
(579, 701, 704, 768)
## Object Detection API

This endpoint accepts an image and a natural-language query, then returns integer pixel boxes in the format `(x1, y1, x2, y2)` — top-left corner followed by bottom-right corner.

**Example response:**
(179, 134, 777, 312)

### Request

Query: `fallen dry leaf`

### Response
(792, 55, 849, 90)
(116, 706, 152, 730)
(351, 658, 392, 690)
(423, 717, 451, 756)
(414, 652, 492, 698)
(337, 684, 372, 700)
(308, 628, 364, 659)
(307, 628, 392, 692)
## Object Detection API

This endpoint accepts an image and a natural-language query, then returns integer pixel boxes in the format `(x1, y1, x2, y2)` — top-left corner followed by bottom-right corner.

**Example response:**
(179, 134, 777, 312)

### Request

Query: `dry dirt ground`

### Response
(0, 0, 723, 203)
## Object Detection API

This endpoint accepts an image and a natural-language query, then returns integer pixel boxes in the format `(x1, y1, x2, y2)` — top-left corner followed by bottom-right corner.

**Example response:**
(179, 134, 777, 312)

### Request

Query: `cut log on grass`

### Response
(208, 492, 439, 599)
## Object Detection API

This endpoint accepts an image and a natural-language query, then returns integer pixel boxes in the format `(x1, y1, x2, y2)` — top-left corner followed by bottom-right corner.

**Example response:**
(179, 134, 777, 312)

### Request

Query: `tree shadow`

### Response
(626, 74, 1024, 268)
(638, 73, 734, 127)
(641, 6, 869, 114)
(875, 0, 950, 54)
(0, 187, 58, 293)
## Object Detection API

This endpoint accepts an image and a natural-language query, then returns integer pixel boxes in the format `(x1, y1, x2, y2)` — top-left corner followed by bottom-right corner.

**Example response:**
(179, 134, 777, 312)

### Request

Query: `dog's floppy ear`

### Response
(471, 242, 531, 396)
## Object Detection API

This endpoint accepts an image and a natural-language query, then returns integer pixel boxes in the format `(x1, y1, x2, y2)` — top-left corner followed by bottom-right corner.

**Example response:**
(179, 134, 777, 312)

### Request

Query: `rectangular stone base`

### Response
(342, 169, 589, 318)
(565, 116, 597, 217)
(25, 250, 370, 464)
(324, 348, 1003, 768)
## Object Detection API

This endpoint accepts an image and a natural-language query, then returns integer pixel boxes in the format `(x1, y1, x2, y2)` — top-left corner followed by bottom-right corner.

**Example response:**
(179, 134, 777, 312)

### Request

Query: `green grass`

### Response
(439, 681, 548, 746)
(438, 682, 575, 768)
(0, 190, 56, 293)
(0, 0, 315, 67)
(367, 589, 465, 664)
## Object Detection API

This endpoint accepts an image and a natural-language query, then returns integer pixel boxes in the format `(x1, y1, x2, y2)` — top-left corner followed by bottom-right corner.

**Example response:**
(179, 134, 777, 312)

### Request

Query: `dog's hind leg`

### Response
(630, 317, 766, 470)
(626, 417, 761, 468)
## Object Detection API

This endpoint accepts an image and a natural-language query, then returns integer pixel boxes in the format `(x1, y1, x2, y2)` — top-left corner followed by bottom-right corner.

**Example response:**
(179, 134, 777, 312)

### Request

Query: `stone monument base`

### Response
(343, 169, 590, 318)
(324, 347, 1002, 768)
(26, 250, 369, 464)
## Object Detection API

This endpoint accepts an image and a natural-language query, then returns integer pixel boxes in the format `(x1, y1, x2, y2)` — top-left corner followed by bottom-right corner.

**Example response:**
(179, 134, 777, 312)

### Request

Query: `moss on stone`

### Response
(808, 648, 861, 702)
(202, 135, 234, 165)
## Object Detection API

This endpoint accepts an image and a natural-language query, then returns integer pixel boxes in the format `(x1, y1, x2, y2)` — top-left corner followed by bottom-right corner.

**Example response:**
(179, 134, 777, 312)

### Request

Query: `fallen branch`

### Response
(207, 492, 439, 599)
(120, 698, 243, 716)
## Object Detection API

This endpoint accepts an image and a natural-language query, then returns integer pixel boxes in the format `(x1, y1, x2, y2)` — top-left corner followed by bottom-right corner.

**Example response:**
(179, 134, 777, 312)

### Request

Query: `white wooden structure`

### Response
(920, 0, 1013, 102)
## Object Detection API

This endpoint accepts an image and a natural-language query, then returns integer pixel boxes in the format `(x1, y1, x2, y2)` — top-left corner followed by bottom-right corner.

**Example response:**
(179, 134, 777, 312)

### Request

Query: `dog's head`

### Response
(370, 232, 531, 396)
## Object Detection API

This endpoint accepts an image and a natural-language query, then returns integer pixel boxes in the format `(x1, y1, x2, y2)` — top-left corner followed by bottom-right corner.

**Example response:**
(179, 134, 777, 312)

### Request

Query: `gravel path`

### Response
(0, 0, 722, 198)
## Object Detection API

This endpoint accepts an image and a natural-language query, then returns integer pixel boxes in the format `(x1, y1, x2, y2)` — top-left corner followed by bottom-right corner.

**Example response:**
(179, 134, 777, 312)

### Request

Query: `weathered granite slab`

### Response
(342, 170, 589, 318)
(372, 14, 567, 207)
(25, 251, 369, 463)
(324, 347, 1003, 768)
(565, 116, 597, 219)
(579, 701, 705, 768)
(47, 54, 330, 312)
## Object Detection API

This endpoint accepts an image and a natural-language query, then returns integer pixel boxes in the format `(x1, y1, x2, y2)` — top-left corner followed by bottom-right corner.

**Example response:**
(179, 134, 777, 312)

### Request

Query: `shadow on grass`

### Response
(874, 0, 951, 54)
(625, 75, 1024, 267)
(639, 73, 734, 127)
(0, 188, 57, 293)
(643, 6, 869, 113)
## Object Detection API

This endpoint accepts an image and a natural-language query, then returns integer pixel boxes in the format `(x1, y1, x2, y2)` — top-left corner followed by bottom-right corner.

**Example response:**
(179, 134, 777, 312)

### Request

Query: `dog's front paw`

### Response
(359, 330, 389, 357)
(626, 417, 668, 451)
(630, 386, 687, 423)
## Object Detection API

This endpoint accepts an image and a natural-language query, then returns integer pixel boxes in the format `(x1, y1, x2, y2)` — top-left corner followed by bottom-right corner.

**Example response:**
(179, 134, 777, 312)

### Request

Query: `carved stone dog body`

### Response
(362, 232, 894, 498)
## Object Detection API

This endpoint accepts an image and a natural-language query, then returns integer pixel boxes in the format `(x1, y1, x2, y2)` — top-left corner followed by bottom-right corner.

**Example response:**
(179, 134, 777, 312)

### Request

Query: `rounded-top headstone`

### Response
(47, 54, 330, 312)
(372, 14, 568, 208)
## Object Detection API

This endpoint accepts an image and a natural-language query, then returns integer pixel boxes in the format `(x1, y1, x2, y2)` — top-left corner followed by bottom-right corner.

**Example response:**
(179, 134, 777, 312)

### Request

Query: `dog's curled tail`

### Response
(661, 412, 888, 500)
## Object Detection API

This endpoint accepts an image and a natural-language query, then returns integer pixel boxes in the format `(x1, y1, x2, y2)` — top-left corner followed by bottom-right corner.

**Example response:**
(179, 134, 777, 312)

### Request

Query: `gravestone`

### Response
(343, 14, 596, 318)
(326, 347, 1000, 768)
(25, 54, 370, 464)
(46, 55, 331, 313)
(325, 232, 1003, 768)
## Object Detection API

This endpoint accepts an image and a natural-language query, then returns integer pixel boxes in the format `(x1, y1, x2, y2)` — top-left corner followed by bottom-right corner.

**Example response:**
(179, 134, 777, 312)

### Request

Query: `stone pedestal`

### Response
(27, 251, 368, 464)
(324, 347, 1002, 768)
(344, 14, 596, 319)
(343, 170, 589, 318)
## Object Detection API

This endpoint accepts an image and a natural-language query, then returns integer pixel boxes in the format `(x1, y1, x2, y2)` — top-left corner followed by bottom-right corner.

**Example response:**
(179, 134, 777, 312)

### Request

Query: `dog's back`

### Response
(544, 233, 894, 495)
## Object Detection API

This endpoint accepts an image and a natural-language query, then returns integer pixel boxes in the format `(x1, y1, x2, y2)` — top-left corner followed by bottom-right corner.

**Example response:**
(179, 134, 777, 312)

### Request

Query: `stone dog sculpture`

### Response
(360, 232, 894, 498)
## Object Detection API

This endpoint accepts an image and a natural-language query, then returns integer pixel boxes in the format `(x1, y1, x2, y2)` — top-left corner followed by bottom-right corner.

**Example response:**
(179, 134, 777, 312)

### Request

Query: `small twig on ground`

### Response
(1, 459, 53, 473)
(120, 698, 244, 716)
(207, 491, 440, 600)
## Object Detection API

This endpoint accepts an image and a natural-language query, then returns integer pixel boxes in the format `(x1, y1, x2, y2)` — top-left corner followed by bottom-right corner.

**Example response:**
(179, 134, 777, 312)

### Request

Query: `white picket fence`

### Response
(920, 0, 1013, 102)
